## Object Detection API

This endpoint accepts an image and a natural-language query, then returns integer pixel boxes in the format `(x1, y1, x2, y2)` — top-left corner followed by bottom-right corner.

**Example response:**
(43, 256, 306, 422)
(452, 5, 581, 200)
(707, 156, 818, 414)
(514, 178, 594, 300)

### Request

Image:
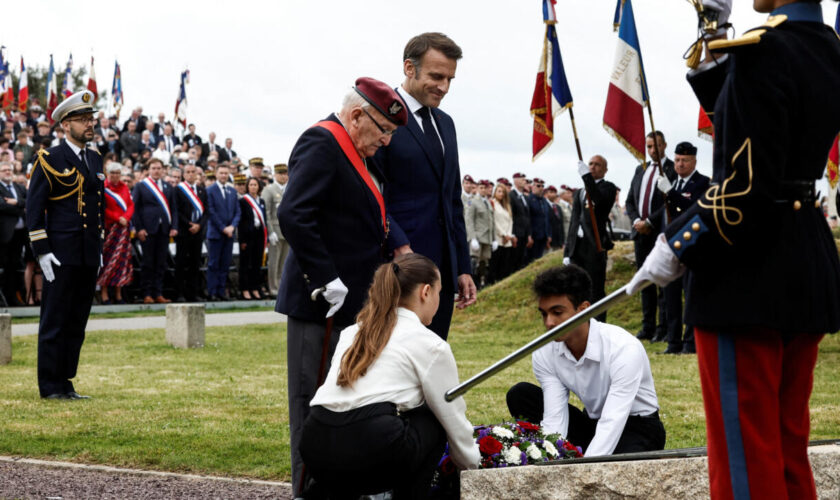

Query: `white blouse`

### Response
(310, 307, 480, 469)
(493, 201, 514, 247)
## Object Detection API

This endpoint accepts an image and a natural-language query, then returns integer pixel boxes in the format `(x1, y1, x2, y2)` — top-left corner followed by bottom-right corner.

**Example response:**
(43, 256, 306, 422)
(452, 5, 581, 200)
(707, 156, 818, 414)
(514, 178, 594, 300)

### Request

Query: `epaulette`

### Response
(708, 14, 787, 50)
(90, 147, 101, 156)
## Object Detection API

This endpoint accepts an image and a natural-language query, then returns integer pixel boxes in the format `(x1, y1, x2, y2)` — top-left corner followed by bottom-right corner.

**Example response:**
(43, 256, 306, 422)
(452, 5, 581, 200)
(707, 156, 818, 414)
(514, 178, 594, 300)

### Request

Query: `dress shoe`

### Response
(154, 296, 171, 304)
(651, 333, 667, 343)
(42, 393, 70, 400)
(662, 346, 683, 355)
(143, 296, 155, 304)
(636, 329, 654, 341)
(681, 345, 696, 354)
(66, 392, 90, 400)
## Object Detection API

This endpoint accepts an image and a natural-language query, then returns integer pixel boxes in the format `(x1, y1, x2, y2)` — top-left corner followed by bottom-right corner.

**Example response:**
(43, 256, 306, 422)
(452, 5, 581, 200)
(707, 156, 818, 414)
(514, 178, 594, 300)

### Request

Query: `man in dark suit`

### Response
(159, 124, 180, 154)
(276, 77, 407, 496)
(121, 107, 147, 134)
(564, 155, 617, 321)
(219, 138, 236, 163)
(0, 161, 26, 305)
(174, 163, 207, 302)
(527, 177, 552, 263)
(545, 185, 565, 250)
(132, 158, 178, 304)
(371, 32, 475, 340)
(625, 131, 677, 341)
(200, 132, 223, 166)
(205, 162, 240, 301)
(27, 90, 104, 399)
(509, 172, 532, 272)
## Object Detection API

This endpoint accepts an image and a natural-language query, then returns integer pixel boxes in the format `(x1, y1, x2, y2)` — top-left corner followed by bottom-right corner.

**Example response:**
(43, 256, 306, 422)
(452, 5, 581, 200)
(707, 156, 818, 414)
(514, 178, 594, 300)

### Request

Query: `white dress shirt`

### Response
(492, 201, 513, 247)
(532, 319, 659, 457)
(396, 86, 445, 154)
(311, 308, 480, 469)
(636, 156, 669, 224)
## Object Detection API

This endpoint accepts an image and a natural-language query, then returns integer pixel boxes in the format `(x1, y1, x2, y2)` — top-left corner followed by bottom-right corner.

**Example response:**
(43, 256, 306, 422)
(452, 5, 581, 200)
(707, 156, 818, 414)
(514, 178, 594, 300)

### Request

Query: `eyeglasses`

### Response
(361, 108, 396, 137)
(69, 116, 97, 124)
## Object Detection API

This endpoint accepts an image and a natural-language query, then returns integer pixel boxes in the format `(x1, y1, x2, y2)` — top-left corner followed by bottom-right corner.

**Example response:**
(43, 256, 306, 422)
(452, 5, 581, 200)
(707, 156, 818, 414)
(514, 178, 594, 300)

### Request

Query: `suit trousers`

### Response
(175, 232, 203, 301)
(267, 238, 290, 295)
(287, 316, 345, 496)
(206, 236, 234, 297)
(38, 264, 97, 396)
(488, 246, 513, 284)
(140, 230, 169, 297)
(428, 250, 455, 341)
(300, 403, 447, 500)
(511, 240, 528, 273)
(634, 234, 666, 336)
(238, 233, 265, 292)
(506, 381, 666, 455)
(695, 328, 822, 500)
(664, 273, 695, 352)
(570, 235, 608, 322)
(527, 238, 547, 263)
(0, 228, 25, 303)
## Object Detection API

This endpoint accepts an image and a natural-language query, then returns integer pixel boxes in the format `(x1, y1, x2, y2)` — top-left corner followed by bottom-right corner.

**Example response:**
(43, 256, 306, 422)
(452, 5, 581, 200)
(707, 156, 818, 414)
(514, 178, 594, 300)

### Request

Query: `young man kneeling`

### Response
(507, 265, 666, 457)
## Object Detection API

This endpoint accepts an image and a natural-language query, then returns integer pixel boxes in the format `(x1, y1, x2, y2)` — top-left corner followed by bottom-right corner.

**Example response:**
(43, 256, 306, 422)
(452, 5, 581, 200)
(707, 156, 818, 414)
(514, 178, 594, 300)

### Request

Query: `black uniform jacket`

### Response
(564, 174, 617, 260)
(665, 13, 840, 334)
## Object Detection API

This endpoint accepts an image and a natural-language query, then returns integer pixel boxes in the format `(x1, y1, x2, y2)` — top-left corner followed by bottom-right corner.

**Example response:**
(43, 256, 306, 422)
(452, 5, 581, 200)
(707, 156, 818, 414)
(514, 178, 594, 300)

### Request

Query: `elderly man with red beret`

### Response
(274, 77, 407, 497)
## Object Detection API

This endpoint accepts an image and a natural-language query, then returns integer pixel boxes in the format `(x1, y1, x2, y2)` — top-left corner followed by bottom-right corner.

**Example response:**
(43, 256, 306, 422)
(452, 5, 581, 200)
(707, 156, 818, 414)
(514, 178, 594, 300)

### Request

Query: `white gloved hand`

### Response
(626, 234, 686, 294)
(491, 240, 499, 252)
(269, 232, 279, 245)
(577, 160, 589, 177)
(322, 277, 349, 318)
(702, 0, 731, 27)
(470, 238, 480, 252)
(562, 257, 570, 266)
(38, 253, 61, 282)
(656, 175, 673, 193)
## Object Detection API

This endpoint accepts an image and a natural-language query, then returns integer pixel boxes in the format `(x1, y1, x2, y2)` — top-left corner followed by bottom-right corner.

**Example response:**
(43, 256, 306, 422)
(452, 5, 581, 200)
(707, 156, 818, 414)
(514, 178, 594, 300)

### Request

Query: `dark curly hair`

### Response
(532, 265, 593, 309)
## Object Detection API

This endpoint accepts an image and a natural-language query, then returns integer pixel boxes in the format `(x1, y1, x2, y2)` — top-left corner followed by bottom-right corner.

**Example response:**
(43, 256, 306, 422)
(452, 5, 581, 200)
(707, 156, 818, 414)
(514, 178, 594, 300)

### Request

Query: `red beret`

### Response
(546, 185, 558, 192)
(496, 177, 511, 187)
(512, 172, 526, 179)
(533, 177, 545, 184)
(463, 174, 475, 183)
(480, 179, 493, 186)
(354, 77, 408, 126)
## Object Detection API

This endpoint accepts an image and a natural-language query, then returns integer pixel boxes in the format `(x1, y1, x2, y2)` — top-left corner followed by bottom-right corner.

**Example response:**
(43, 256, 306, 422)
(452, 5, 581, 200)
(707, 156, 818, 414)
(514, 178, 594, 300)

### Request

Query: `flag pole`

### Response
(567, 107, 604, 253)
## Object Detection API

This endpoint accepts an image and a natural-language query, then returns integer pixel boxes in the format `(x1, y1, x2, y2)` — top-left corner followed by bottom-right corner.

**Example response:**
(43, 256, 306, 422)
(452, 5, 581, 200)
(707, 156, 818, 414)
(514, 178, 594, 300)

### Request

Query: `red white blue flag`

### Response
(87, 56, 98, 102)
(112, 61, 123, 119)
(46, 55, 58, 123)
(0, 47, 12, 112)
(603, 0, 649, 161)
(531, 0, 574, 160)
(18, 57, 28, 112)
(62, 53, 74, 99)
(175, 69, 189, 128)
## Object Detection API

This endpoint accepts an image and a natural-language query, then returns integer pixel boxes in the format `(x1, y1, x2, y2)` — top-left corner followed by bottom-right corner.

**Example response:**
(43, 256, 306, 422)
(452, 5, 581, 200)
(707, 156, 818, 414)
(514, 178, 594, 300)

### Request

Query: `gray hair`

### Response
(106, 162, 123, 173)
(341, 89, 371, 112)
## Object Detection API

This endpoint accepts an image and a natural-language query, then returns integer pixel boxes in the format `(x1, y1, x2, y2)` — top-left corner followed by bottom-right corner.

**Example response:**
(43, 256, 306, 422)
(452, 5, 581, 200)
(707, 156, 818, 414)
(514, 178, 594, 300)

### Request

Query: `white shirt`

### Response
(492, 200, 513, 247)
(397, 86, 445, 154)
(637, 156, 669, 222)
(675, 169, 697, 191)
(532, 319, 659, 457)
(311, 308, 480, 470)
(152, 148, 171, 165)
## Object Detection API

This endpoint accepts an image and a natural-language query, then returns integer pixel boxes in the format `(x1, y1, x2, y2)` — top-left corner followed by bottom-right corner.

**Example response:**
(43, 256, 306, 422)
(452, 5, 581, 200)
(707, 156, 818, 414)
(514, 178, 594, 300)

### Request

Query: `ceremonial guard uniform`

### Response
(26, 91, 104, 399)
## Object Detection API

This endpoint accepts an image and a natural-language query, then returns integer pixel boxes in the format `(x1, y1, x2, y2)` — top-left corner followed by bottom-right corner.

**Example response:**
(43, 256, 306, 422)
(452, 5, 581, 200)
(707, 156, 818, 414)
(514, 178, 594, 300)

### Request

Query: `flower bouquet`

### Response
(430, 421, 583, 497)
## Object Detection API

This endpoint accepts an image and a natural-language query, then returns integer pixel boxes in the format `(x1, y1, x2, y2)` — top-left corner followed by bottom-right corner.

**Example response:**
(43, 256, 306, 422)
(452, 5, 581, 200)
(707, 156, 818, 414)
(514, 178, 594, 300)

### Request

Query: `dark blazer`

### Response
(175, 182, 208, 239)
(509, 189, 531, 240)
(205, 182, 241, 240)
(371, 100, 470, 287)
(201, 142, 222, 162)
(548, 202, 565, 247)
(664, 171, 710, 219)
(564, 175, 617, 260)
(277, 114, 391, 326)
(219, 148, 237, 163)
(158, 134, 180, 152)
(625, 158, 676, 237)
(527, 193, 551, 241)
(238, 195, 267, 242)
(0, 181, 25, 243)
(132, 178, 178, 235)
(26, 141, 104, 267)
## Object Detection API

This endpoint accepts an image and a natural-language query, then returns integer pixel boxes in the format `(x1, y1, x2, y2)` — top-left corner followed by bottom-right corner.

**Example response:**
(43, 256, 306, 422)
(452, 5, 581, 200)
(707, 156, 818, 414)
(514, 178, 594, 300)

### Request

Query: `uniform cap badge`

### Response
(389, 101, 403, 116)
(82, 93, 91, 103)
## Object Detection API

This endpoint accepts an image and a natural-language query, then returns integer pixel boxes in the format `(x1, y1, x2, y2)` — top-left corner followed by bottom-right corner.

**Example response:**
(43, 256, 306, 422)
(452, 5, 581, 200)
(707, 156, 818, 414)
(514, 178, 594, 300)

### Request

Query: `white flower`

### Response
(492, 426, 515, 440)
(543, 440, 559, 457)
(502, 446, 523, 465)
(526, 444, 543, 460)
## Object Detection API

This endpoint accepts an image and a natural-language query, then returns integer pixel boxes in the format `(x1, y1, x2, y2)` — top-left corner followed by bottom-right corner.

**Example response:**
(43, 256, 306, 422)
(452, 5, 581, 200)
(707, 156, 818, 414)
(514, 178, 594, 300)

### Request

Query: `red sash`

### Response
(315, 120, 387, 234)
(243, 194, 268, 247)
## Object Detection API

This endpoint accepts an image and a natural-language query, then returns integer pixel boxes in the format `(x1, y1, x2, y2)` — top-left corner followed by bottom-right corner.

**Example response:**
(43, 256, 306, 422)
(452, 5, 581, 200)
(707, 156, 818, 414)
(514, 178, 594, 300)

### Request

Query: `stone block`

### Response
(165, 304, 205, 349)
(0, 314, 9, 364)
(461, 444, 840, 499)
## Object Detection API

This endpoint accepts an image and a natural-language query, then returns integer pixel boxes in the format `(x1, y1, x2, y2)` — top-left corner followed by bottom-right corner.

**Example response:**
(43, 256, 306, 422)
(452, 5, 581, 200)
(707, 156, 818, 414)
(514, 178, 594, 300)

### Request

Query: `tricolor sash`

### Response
(314, 120, 387, 234)
(177, 181, 204, 217)
(243, 194, 268, 247)
(104, 187, 129, 213)
(142, 177, 172, 223)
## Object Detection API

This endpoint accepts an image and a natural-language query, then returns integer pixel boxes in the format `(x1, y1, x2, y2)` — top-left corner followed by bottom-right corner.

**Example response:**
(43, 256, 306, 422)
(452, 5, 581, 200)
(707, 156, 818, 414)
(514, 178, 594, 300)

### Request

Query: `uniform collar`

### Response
(771, 2, 823, 23)
(397, 86, 424, 116)
(65, 138, 85, 157)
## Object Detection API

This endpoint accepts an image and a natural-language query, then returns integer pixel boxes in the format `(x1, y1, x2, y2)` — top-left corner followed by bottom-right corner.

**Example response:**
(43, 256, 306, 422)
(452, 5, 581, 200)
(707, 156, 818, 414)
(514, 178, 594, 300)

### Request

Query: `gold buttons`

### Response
(83, 212, 87, 217)
(674, 241, 682, 250)
(793, 200, 802, 211)
(83, 224, 87, 228)
(683, 231, 692, 241)
(692, 222, 700, 231)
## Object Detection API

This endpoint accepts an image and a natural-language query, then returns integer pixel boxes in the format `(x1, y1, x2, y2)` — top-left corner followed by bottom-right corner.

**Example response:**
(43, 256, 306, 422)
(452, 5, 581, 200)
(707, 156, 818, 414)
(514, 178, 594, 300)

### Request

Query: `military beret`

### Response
(463, 174, 475, 183)
(249, 157, 264, 167)
(234, 173, 247, 184)
(354, 77, 408, 126)
(675, 141, 697, 156)
(512, 172, 526, 179)
(533, 177, 545, 184)
(480, 179, 493, 187)
(546, 185, 558, 192)
(51, 90, 96, 123)
(496, 177, 511, 187)
(206, 171, 216, 179)
(274, 163, 288, 174)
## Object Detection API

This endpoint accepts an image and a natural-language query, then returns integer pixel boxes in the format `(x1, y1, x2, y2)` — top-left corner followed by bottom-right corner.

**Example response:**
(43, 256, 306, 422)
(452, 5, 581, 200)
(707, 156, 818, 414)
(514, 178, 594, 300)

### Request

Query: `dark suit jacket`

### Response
(665, 171, 710, 219)
(219, 148, 237, 163)
(509, 189, 531, 240)
(549, 202, 565, 247)
(175, 182, 208, 239)
(276, 114, 391, 326)
(201, 143, 222, 162)
(238, 195, 267, 242)
(625, 158, 676, 237)
(159, 134, 180, 152)
(371, 98, 470, 287)
(205, 182, 241, 240)
(564, 175, 617, 260)
(527, 193, 551, 241)
(0, 181, 25, 243)
(132, 179, 178, 235)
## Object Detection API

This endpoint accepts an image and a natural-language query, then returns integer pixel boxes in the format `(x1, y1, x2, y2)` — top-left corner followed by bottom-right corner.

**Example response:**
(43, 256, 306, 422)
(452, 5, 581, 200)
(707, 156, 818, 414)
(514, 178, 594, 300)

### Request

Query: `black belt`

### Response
(310, 402, 397, 426)
(773, 181, 818, 209)
(631, 410, 660, 420)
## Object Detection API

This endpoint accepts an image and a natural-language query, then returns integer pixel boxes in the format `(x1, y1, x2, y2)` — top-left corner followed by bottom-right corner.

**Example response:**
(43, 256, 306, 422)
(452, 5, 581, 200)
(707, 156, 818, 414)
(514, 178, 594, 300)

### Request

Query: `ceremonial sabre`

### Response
(444, 281, 652, 402)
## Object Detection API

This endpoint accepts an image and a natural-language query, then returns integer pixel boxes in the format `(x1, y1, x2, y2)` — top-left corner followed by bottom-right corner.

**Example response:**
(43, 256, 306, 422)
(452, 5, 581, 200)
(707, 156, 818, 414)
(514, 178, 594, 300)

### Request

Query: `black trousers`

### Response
(506, 382, 666, 455)
(488, 246, 513, 284)
(634, 234, 666, 336)
(300, 403, 447, 500)
(570, 236, 607, 322)
(0, 228, 24, 303)
(175, 232, 203, 301)
(38, 264, 97, 396)
(527, 237, 547, 263)
(664, 273, 695, 352)
(238, 232, 265, 291)
(140, 229, 169, 297)
(428, 251, 454, 341)
(511, 236, 528, 273)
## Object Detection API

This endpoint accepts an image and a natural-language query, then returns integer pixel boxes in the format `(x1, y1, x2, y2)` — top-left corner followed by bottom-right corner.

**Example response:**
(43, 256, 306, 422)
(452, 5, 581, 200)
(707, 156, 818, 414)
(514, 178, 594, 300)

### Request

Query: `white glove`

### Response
(322, 277, 349, 318)
(269, 232, 279, 245)
(656, 175, 673, 193)
(470, 238, 480, 252)
(38, 253, 61, 282)
(491, 240, 499, 252)
(562, 257, 570, 266)
(626, 234, 686, 294)
(702, 0, 731, 27)
(577, 160, 589, 177)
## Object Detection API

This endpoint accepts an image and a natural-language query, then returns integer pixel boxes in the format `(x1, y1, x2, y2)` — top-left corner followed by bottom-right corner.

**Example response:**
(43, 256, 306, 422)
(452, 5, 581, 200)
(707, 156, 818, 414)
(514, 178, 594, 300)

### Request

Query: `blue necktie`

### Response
(416, 106, 444, 164)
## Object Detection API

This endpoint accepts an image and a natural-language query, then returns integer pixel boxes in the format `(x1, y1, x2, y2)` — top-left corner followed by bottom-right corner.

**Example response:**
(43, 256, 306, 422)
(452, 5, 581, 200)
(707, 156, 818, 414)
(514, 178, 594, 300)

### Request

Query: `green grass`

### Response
(11, 305, 273, 324)
(0, 241, 838, 482)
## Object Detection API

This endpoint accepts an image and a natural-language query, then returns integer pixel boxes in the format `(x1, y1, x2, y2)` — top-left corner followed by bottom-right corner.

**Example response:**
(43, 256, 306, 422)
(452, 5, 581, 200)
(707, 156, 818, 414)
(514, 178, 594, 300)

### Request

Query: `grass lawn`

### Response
(0, 242, 838, 482)
(10, 305, 274, 325)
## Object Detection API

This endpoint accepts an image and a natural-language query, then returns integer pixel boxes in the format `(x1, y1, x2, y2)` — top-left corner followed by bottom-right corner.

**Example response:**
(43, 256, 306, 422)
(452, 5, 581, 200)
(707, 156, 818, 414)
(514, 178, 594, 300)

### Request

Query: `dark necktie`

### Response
(676, 179, 684, 192)
(6, 183, 16, 200)
(79, 149, 88, 172)
(416, 106, 444, 164)
(640, 162, 659, 219)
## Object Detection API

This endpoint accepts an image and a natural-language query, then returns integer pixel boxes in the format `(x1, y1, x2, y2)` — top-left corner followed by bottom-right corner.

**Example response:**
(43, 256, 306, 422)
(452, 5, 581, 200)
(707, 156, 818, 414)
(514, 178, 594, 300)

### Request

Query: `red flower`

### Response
(517, 420, 540, 432)
(440, 456, 455, 475)
(563, 440, 577, 450)
(478, 435, 504, 455)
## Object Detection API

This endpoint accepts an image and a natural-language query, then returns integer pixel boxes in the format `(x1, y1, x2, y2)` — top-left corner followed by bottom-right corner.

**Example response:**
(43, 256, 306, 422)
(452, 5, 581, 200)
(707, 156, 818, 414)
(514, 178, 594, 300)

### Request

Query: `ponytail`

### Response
(337, 253, 439, 387)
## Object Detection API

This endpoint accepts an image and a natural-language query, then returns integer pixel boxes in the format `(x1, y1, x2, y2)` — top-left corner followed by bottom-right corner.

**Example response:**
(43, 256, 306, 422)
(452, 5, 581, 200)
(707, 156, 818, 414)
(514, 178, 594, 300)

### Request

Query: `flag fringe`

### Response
(602, 122, 644, 161)
(827, 158, 839, 190)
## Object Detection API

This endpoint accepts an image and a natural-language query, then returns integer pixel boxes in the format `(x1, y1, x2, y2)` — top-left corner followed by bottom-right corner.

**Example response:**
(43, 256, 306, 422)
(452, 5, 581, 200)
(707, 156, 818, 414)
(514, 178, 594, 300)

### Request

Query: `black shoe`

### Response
(175, 295, 186, 303)
(636, 329, 654, 341)
(66, 392, 90, 400)
(651, 334, 667, 343)
(681, 345, 696, 354)
(42, 393, 70, 400)
(662, 346, 683, 355)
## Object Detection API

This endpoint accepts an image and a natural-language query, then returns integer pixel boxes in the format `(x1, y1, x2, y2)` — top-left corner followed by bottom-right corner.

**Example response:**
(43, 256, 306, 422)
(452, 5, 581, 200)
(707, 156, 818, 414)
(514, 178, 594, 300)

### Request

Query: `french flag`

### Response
(87, 55, 98, 102)
(175, 69, 189, 128)
(46, 55, 58, 123)
(62, 53, 73, 99)
(18, 57, 28, 112)
(603, 0, 649, 161)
